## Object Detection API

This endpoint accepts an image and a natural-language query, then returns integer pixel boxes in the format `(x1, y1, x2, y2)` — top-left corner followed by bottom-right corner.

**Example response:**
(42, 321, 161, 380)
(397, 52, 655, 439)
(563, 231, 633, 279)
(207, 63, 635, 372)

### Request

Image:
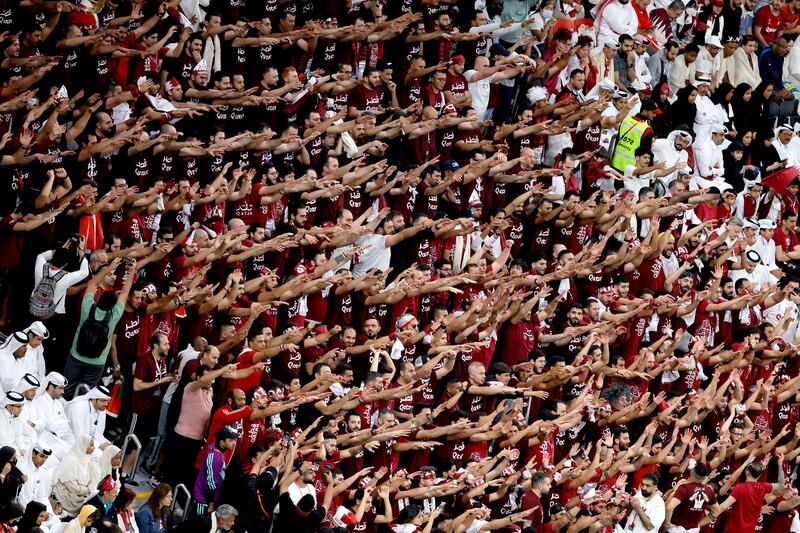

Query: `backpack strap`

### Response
(89, 301, 114, 325)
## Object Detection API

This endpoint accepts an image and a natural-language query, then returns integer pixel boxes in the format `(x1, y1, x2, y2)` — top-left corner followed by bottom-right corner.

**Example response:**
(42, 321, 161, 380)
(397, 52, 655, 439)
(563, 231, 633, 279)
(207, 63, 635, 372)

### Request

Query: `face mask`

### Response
(543, 9, 553, 17)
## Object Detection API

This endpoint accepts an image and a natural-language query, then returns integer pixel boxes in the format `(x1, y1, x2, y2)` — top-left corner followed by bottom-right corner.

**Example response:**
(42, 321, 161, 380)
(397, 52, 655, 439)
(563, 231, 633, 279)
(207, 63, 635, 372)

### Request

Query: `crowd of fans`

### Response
(3, 0, 800, 531)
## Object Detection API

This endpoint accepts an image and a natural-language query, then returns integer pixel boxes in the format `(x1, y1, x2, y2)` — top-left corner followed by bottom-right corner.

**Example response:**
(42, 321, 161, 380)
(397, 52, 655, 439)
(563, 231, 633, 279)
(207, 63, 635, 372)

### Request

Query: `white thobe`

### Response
(67, 399, 108, 455)
(28, 394, 74, 460)
(0, 408, 34, 456)
(693, 95, 727, 140)
(597, 1, 638, 46)
(0, 346, 45, 393)
(17, 461, 54, 509)
(747, 235, 779, 272)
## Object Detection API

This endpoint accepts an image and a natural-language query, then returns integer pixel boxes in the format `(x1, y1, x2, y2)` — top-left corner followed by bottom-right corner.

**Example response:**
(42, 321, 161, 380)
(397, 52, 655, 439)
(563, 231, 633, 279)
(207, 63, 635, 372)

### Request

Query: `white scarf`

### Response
(203, 34, 222, 74)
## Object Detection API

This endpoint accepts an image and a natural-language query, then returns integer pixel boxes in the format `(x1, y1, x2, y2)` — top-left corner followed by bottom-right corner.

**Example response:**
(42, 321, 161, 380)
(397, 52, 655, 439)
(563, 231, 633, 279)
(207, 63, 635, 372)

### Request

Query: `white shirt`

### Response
(748, 235, 778, 272)
(17, 460, 54, 509)
(694, 95, 728, 140)
(669, 55, 697, 94)
(288, 481, 317, 505)
(652, 135, 690, 184)
(0, 408, 34, 456)
(597, 1, 638, 45)
(623, 166, 654, 198)
(773, 137, 800, 169)
(693, 140, 725, 180)
(28, 392, 74, 460)
(764, 298, 800, 343)
(33, 251, 90, 314)
(617, 491, 665, 533)
(694, 47, 721, 84)
(0, 344, 45, 393)
(464, 69, 494, 121)
(352, 234, 390, 278)
(728, 264, 779, 291)
(634, 51, 652, 84)
(67, 398, 109, 451)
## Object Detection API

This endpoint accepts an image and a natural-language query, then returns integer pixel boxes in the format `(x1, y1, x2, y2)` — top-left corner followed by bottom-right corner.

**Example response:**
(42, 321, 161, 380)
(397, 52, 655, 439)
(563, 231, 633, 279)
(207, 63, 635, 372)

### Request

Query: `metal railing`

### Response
(120, 433, 142, 480)
(74, 383, 91, 398)
(171, 483, 192, 523)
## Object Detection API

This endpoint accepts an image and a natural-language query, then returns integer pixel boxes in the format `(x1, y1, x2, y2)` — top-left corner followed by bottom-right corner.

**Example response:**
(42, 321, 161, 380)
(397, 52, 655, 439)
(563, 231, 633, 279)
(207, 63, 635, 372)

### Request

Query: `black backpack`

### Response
(76, 303, 113, 358)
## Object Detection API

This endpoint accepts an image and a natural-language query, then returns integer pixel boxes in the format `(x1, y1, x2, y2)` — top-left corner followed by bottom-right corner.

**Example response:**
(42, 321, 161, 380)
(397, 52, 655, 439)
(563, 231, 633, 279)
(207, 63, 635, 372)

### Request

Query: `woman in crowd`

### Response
(62, 505, 98, 533)
(114, 487, 140, 533)
(135, 484, 173, 533)
(15, 500, 47, 533)
(0, 448, 23, 509)
(51, 437, 98, 516)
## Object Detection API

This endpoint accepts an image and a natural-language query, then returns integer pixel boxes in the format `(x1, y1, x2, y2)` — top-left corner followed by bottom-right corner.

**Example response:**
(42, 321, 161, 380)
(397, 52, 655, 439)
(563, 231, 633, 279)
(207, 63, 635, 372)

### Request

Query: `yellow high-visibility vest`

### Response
(611, 116, 649, 173)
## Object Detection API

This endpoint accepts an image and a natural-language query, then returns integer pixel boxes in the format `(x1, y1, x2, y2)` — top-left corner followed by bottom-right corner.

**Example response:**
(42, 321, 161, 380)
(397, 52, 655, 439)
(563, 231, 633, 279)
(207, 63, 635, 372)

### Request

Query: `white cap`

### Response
(527, 86, 548, 104)
(598, 79, 616, 92)
(745, 249, 762, 263)
(758, 219, 777, 230)
(710, 124, 728, 135)
(27, 321, 49, 339)
(706, 36, 723, 48)
(743, 217, 760, 229)
(1, 391, 24, 406)
(16, 373, 39, 391)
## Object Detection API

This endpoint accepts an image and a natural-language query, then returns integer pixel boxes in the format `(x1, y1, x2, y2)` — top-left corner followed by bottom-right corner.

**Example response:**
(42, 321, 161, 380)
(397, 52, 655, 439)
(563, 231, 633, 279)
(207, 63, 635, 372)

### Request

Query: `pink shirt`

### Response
(174, 384, 213, 440)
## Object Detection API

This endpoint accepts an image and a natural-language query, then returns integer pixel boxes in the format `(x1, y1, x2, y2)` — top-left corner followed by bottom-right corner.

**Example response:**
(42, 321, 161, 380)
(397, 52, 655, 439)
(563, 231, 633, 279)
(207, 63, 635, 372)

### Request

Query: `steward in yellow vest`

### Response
(610, 99, 657, 173)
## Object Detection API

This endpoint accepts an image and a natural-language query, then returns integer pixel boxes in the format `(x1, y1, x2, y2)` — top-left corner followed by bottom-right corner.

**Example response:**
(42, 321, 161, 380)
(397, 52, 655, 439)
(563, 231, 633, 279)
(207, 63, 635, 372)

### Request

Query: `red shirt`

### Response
(781, 4, 800, 34)
(350, 84, 384, 112)
(754, 6, 784, 44)
(132, 352, 169, 416)
(498, 318, 539, 367)
(727, 481, 773, 532)
(671, 482, 717, 529)
(227, 349, 265, 394)
(0, 215, 23, 268)
(199, 405, 254, 467)
(774, 226, 799, 255)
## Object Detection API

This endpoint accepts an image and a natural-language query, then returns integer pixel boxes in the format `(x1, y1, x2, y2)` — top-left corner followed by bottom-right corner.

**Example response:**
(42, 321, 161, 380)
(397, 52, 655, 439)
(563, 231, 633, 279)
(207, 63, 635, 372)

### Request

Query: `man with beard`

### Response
(349, 67, 388, 117)
(174, 504, 238, 533)
(274, 459, 327, 531)
(618, 472, 665, 532)
(443, 55, 472, 109)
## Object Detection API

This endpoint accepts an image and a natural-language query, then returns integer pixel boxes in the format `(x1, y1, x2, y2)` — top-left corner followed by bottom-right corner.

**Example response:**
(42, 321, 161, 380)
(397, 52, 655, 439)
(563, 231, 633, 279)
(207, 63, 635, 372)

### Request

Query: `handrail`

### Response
(74, 383, 91, 398)
(171, 483, 192, 523)
(120, 433, 142, 480)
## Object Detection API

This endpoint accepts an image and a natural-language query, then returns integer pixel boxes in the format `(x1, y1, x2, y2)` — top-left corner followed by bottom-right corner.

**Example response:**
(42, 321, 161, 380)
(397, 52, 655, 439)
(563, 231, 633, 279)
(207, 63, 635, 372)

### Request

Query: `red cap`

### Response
(451, 54, 465, 64)
(98, 475, 116, 492)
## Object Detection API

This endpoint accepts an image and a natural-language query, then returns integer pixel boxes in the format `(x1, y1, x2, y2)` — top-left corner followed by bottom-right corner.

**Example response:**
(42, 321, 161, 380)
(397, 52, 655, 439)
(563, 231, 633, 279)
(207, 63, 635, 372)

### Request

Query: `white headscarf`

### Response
(52, 435, 98, 514)
(97, 444, 121, 480)
(37, 372, 67, 397)
(74, 386, 111, 402)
